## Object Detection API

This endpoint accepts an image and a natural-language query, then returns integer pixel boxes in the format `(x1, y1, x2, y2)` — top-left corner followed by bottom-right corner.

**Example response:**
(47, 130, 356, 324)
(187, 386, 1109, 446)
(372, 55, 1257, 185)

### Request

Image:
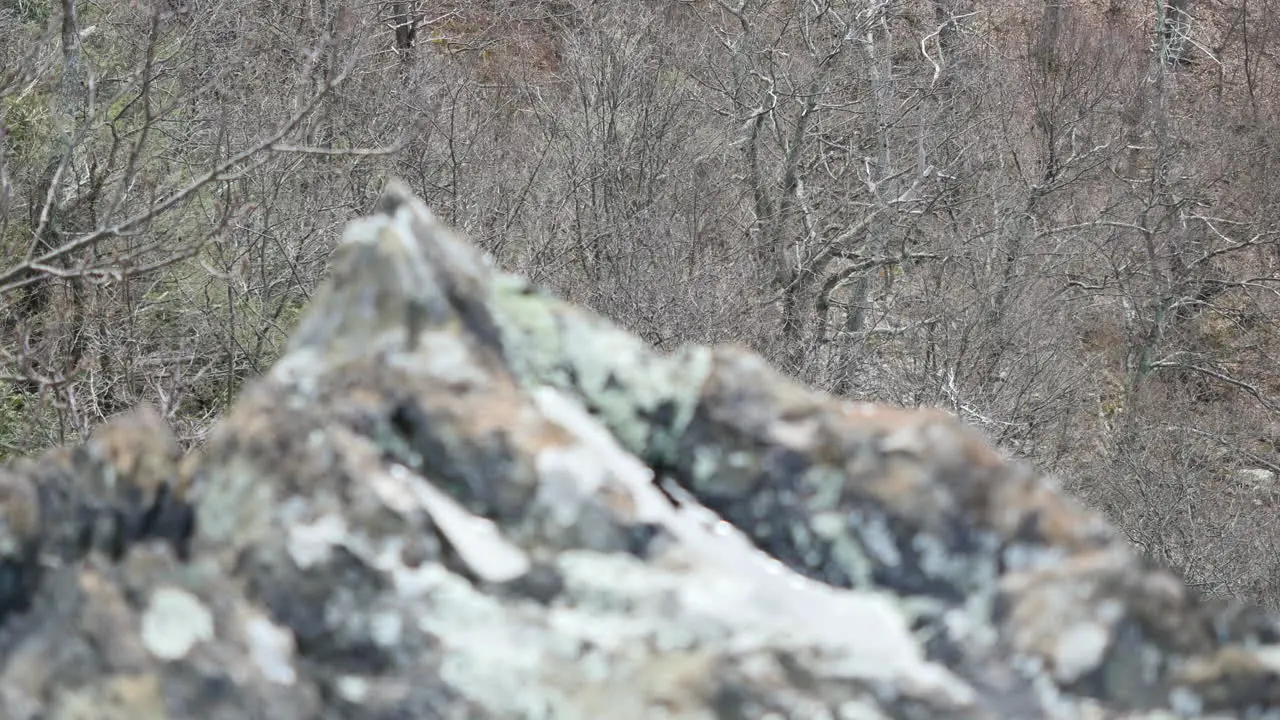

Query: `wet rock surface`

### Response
(2, 182, 1279, 719)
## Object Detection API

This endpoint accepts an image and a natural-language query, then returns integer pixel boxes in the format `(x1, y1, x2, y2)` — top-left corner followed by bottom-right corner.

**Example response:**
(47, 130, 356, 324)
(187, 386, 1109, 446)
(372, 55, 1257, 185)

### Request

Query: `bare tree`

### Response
(0, 0, 401, 450)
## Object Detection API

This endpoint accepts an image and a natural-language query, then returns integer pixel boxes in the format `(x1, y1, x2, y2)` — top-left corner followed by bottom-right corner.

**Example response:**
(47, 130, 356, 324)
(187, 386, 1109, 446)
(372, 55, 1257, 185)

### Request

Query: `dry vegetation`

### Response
(4, 0, 1280, 604)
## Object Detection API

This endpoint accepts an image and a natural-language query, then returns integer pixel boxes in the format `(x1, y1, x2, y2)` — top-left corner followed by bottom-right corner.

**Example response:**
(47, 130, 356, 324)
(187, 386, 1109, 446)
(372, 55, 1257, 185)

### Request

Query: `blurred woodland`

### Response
(4, 0, 1280, 604)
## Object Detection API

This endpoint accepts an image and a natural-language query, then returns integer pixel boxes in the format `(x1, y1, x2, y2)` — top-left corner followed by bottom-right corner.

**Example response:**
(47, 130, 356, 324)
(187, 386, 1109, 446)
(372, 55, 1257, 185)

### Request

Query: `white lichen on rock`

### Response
(141, 587, 214, 661)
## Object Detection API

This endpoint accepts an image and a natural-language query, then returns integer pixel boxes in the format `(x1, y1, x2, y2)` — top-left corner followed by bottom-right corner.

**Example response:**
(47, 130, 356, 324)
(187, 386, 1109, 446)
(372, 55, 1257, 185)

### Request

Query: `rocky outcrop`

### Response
(2, 182, 1279, 719)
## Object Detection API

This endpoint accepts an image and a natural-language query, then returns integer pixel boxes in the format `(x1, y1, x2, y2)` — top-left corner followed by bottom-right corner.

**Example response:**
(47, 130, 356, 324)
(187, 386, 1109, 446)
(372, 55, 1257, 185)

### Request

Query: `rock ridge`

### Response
(0, 181, 1278, 719)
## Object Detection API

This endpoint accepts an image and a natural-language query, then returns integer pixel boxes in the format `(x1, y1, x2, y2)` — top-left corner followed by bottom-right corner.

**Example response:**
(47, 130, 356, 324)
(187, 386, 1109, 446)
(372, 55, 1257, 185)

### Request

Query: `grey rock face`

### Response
(2, 181, 1279, 719)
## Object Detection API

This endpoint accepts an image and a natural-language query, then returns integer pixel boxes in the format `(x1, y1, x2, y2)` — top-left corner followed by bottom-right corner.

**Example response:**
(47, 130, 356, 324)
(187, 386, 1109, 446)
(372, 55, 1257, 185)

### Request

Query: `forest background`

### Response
(4, 0, 1280, 606)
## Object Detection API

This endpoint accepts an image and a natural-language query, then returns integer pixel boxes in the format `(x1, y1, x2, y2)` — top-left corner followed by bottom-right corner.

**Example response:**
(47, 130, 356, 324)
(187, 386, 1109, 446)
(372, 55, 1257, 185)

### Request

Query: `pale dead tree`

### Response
(690, 0, 957, 383)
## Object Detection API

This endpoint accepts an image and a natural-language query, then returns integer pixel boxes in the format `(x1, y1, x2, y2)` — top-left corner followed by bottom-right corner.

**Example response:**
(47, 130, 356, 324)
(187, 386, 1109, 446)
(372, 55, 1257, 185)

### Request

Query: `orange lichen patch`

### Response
(1174, 645, 1280, 705)
(444, 384, 575, 456)
(0, 466, 40, 541)
(861, 453, 957, 520)
(985, 471, 1115, 550)
(837, 400, 950, 428)
(85, 406, 182, 496)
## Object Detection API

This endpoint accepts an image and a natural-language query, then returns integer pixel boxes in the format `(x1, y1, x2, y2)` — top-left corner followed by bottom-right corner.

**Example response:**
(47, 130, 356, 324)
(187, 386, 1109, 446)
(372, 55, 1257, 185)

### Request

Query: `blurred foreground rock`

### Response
(2, 182, 1280, 719)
